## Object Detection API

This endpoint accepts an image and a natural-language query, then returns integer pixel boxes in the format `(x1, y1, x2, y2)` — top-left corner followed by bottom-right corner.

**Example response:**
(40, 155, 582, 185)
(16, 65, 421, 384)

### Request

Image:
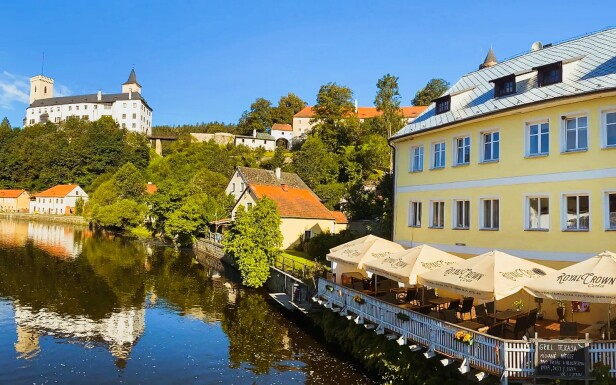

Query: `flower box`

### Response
(325, 285, 334, 292)
(396, 312, 410, 322)
(353, 295, 365, 304)
(454, 331, 474, 346)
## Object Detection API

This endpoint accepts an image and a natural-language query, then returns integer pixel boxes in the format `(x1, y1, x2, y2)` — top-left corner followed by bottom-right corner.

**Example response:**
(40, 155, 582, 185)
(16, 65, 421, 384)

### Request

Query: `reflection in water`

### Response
(0, 219, 373, 384)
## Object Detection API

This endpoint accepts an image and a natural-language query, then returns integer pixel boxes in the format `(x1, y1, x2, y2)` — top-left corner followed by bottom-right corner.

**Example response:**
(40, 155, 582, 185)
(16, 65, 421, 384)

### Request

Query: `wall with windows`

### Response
(393, 94, 616, 262)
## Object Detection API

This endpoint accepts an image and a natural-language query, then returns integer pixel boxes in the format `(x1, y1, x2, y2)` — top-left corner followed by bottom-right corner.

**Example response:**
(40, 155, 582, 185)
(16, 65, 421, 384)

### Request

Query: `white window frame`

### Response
(410, 145, 424, 172)
(431, 141, 446, 169)
(604, 190, 616, 230)
(453, 135, 470, 166)
(479, 198, 499, 230)
(525, 195, 550, 231)
(525, 119, 550, 157)
(429, 200, 445, 229)
(452, 199, 470, 229)
(600, 108, 616, 149)
(561, 193, 590, 231)
(561, 113, 589, 153)
(408, 201, 422, 227)
(480, 130, 500, 163)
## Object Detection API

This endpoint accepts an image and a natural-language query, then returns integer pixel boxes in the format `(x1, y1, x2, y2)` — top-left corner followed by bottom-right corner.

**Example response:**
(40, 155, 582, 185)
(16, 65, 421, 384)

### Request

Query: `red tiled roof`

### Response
(34, 184, 79, 198)
(271, 123, 292, 132)
(146, 184, 158, 194)
(330, 211, 348, 224)
(294, 106, 428, 119)
(251, 184, 335, 220)
(0, 190, 26, 198)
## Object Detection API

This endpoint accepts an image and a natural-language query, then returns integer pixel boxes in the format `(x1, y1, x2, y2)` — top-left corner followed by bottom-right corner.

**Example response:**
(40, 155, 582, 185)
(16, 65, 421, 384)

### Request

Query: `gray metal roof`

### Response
(28, 92, 152, 110)
(392, 27, 616, 140)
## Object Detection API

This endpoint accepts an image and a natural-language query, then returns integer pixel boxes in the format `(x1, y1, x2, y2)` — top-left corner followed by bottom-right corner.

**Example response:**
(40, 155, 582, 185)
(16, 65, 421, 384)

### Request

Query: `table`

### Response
(581, 321, 607, 338)
(428, 297, 455, 310)
(495, 310, 522, 322)
(458, 320, 485, 331)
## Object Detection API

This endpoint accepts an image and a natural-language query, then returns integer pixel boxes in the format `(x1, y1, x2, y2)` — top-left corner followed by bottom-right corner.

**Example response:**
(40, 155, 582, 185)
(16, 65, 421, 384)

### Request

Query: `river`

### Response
(0, 219, 373, 384)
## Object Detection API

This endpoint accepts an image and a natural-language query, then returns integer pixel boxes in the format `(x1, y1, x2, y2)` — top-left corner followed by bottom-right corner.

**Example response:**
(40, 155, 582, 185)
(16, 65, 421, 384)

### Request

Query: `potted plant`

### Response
(556, 300, 567, 322)
(513, 299, 524, 312)
(353, 295, 365, 305)
(454, 331, 474, 346)
(396, 312, 410, 322)
(325, 284, 334, 292)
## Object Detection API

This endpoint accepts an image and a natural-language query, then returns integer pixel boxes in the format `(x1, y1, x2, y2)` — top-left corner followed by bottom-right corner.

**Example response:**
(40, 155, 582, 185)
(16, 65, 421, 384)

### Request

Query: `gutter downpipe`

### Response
(387, 138, 397, 242)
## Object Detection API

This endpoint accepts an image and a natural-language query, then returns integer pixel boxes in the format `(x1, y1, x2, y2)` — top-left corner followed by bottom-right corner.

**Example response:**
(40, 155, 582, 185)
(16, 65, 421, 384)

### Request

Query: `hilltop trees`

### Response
(412, 78, 450, 106)
(237, 93, 307, 134)
(372, 74, 406, 138)
(223, 198, 282, 288)
(271, 93, 306, 125)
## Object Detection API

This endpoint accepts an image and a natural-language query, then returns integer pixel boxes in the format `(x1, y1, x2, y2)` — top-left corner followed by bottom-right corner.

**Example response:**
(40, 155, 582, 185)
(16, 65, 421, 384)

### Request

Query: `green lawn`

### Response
(279, 250, 315, 268)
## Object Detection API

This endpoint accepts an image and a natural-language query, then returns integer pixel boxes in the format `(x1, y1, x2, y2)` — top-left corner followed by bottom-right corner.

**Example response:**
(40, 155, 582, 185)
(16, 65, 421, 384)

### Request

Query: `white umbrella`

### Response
(524, 251, 616, 338)
(326, 237, 404, 269)
(329, 234, 381, 253)
(417, 250, 555, 301)
(363, 244, 463, 285)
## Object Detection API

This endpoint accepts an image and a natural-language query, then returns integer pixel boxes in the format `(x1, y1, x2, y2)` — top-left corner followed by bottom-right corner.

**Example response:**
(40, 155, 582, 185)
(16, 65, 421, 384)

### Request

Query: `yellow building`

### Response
(226, 167, 347, 249)
(0, 190, 31, 212)
(391, 28, 616, 264)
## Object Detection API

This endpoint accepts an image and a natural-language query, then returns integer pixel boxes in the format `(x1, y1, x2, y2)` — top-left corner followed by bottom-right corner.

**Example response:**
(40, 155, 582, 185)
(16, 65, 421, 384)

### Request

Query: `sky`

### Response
(1, 1, 615, 128)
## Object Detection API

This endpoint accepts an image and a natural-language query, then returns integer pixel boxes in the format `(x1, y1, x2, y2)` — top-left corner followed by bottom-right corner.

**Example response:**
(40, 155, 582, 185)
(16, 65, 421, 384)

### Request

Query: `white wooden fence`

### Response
(316, 278, 616, 383)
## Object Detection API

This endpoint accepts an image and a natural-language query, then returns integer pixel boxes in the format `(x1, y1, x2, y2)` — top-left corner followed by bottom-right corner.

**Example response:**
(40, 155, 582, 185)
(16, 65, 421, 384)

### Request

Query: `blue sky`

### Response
(1, 1, 615, 127)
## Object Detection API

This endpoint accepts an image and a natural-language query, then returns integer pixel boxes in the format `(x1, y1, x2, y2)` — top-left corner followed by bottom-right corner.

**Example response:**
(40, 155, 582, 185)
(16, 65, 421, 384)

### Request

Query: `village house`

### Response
(225, 166, 347, 249)
(0, 190, 31, 212)
(292, 104, 427, 139)
(233, 129, 276, 151)
(390, 28, 616, 264)
(29, 184, 88, 215)
(269, 123, 293, 149)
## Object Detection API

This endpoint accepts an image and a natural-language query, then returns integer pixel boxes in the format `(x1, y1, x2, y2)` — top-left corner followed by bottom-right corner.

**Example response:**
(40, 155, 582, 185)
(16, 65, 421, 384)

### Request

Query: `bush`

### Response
(304, 230, 359, 261)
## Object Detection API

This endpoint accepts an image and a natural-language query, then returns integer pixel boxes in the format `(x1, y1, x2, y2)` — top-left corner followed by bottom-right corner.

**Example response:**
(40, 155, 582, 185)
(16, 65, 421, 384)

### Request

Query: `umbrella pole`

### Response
(609, 306, 612, 340)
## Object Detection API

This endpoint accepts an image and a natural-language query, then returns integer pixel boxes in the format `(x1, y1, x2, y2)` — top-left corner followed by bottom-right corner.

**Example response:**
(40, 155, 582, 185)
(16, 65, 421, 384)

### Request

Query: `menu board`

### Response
(536, 341, 588, 379)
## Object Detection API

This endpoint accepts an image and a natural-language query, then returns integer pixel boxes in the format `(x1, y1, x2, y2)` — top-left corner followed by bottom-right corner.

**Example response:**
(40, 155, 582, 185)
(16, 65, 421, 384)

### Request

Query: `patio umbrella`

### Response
(362, 244, 463, 286)
(326, 237, 404, 269)
(329, 234, 381, 253)
(417, 250, 555, 301)
(524, 251, 616, 338)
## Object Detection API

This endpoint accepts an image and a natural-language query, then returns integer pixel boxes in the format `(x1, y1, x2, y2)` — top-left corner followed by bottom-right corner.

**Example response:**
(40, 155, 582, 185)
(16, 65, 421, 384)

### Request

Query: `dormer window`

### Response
(492, 75, 516, 97)
(434, 95, 451, 115)
(536, 62, 562, 87)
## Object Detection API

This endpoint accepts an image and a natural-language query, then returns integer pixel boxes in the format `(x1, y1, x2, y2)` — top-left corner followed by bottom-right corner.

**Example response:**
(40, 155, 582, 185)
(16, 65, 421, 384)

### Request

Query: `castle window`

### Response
(44, 86, 47, 94)
(132, 113, 136, 119)
(536, 62, 562, 87)
(122, 114, 126, 119)
(434, 95, 451, 115)
(76, 105, 79, 110)
(84, 105, 87, 110)
(492, 75, 516, 97)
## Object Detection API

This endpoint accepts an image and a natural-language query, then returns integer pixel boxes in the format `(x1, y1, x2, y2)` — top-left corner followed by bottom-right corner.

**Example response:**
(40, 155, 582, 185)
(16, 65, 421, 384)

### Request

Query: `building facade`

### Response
(391, 28, 616, 263)
(30, 184, 88, 215)
(234, 130, 276, 151)
(292, 105, 427, 139)
(25, 69, 153, 135)
(225, 167, 346, 249)
(0, 190, 30, 212)
(270, 123, 293, 148)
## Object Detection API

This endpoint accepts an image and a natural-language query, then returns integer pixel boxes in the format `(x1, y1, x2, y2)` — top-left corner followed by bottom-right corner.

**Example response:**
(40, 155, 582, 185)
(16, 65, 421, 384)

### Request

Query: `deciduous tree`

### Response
(412, 78, 450, 106)
(271, 93, 306, 125)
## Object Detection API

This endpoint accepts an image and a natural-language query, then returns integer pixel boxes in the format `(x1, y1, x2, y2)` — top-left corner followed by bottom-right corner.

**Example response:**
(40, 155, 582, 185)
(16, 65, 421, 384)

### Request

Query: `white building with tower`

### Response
(24, 69, 153, 135)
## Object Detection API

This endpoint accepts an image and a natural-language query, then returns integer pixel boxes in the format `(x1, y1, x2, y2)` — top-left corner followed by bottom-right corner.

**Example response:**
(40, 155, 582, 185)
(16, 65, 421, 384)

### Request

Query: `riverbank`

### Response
(0, 213, 88, 226)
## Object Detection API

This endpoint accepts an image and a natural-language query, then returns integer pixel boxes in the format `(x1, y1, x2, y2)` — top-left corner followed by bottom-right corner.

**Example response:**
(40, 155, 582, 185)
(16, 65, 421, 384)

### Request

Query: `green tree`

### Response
(114, 162, 146, 201)
(91, 199, 148, 229)
(269, 145, 286, 170)
(0, 117, 11, 132)
(271, 93, 306, 125)
(311, 83, 359, 151)
(237, 98, 273, 134)
(373, 74, 406, 139)
(412, 78, 450, 106)
(223, 198, 282, 288)
(292, 136, 338, 189)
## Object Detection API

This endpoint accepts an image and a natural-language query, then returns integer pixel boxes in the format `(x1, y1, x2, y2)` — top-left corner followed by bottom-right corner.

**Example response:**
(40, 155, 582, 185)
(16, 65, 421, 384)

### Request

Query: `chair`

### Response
(447, 299, 461, 311)
(506, 314, 529, 339)
(525, 308, 538, 337)
(441, 309, 459, 324)
(487, 322, 506, 338)
(560, 322, 578, 339)
(421, 288, 437, 304)
(351, 281, 364, 291)
(406, 288, 418, 305)
(458, 297, 474, 320)
(475, 304, 493, 326)
(417, 305, 433, 314)
(486, 301, 495, 316)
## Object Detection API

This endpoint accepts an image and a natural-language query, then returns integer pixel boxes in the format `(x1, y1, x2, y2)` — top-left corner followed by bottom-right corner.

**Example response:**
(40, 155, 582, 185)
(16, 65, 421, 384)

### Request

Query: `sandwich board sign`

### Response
(535, 340, 588, 379)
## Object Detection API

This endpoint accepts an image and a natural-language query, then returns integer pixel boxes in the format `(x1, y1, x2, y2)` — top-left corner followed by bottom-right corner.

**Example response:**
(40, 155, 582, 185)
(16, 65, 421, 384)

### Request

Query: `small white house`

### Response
(270, 123, 293, 149)
(234, 130, 275, 151)
(30, 184, 88, 215)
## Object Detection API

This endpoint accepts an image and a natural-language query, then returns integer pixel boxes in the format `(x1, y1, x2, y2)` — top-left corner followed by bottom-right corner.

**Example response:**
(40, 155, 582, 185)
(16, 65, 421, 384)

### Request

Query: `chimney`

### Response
(281, 183, 289, 192)
(129, 87, 132, 100)
(148, 181, 152, 185)
(253, 129, 257, 138)
(275, 167, 281, 180)
(354, 99, 358, 113)
(97, 90, 102, 101)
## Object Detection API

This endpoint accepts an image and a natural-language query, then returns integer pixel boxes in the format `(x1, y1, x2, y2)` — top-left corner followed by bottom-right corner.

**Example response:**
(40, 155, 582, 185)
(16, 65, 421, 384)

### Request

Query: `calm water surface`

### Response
(0, 219, 373, 384)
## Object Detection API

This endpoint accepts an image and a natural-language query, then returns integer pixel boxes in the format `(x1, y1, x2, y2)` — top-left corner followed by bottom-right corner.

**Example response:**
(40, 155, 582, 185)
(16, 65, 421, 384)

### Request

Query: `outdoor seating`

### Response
(421, 288, 437, 304)
(486, 322, 506, 338)
(417, 305, 433, 314)
(406, 288, 418, 305)
(486, 301, 495, 316)
(475, 303, 493, 326)
(525, 308, 538, 337)
(441, 309, 459, 324)
(506, 313, 529, 339)
(458, 297, 474, 320)
(560, 322, 578, 338)
(447, 299, 460, 311)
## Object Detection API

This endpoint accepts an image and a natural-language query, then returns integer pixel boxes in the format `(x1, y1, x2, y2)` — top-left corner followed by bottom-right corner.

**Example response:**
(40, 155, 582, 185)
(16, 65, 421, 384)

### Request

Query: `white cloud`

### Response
(0, 71, 72, 109)
(0, 71, 29, 109)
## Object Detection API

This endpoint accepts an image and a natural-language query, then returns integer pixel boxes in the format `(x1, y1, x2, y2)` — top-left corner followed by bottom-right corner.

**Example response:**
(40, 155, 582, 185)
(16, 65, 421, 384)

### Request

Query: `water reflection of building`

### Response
(13, 304, 145, 360)
(27, 222, 89, 259)
(0, 219, 29, 248)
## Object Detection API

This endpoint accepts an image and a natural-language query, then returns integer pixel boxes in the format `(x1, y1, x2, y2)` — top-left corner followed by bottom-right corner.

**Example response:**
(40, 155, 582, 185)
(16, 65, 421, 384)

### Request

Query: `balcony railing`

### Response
(316, 278, 616, 383)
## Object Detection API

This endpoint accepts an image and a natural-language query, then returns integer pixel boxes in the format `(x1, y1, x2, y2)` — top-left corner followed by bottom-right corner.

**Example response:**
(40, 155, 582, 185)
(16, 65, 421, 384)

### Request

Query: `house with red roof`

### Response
(292, 104, 428, 139)
(226, 166, 347, 249)
(29, 184, 88, 215)
(269, 123, 293, 149)
(0, 190, 31, 212)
